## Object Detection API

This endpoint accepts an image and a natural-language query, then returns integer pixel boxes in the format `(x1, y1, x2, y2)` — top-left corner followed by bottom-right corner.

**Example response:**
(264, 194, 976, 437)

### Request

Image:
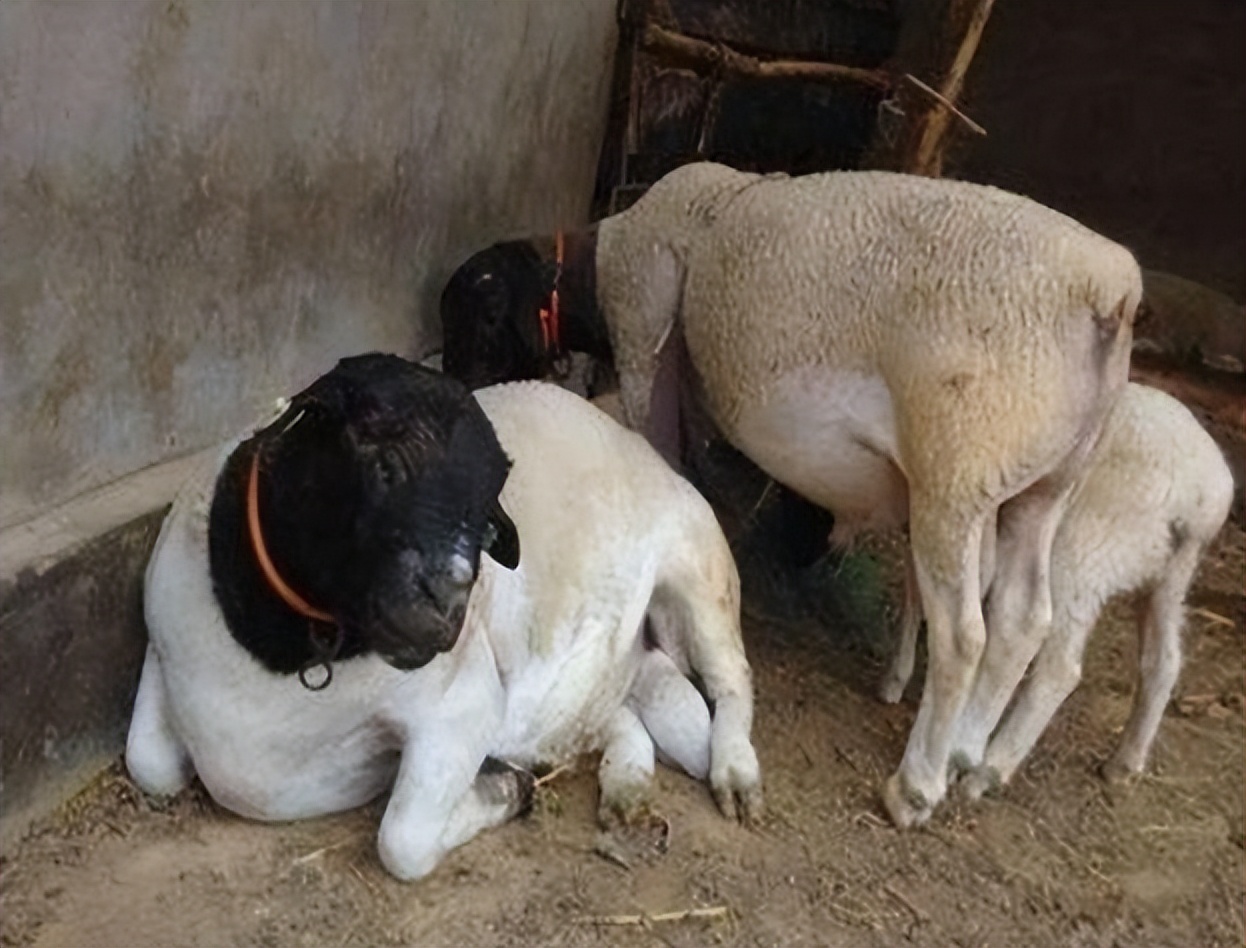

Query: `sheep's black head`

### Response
(440, 239, 556, 390)
(216, 353, 519, 678)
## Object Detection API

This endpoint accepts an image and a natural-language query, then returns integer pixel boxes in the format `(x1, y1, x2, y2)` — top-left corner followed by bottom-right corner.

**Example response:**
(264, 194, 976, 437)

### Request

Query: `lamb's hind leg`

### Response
(884, 504, 990, 828)
(963, 606, 1096, 796)
(1102, 541, 1199, 780)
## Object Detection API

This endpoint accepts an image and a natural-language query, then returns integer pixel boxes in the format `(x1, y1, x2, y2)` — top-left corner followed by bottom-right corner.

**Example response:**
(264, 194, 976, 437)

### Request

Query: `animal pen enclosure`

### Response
(1, 0, 1243, 946)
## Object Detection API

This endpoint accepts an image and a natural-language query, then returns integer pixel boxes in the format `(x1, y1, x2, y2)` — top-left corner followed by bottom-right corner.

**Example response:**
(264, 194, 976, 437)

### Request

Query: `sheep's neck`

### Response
(208, 441, 367, 676)
(246, 452, 335, 625)
(535, 227, 612, 363)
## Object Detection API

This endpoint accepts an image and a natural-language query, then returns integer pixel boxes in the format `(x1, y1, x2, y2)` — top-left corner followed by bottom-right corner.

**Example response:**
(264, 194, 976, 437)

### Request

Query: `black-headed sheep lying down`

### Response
(881, 382, 1234, 795)
(125, 353, 761, 881)
(440, 162, 1144, 828)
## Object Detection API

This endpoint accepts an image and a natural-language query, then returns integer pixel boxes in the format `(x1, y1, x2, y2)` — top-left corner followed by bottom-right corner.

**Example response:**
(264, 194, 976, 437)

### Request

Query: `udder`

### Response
(726, 368, 909, 542)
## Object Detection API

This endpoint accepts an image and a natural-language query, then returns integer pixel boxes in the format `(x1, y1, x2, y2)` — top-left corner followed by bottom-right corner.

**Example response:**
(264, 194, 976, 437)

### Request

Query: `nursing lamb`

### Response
(881, 382, 1234, 795)
(440, 163, 1143, 827)
(126, 354, 761, 882)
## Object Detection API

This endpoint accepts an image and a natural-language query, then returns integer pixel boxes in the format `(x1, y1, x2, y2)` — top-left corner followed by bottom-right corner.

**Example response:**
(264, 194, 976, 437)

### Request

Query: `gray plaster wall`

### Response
(0, 0, 617, 528)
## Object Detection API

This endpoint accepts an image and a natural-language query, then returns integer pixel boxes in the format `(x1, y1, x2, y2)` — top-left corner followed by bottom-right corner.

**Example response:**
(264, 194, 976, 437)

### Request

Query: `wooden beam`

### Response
(640, 23, 892, 93)
(864, 0, 996, 176)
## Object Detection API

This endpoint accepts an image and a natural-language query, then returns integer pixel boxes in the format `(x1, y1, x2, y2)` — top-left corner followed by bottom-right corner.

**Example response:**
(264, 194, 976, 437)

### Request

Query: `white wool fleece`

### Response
(127, 381, 761, 881)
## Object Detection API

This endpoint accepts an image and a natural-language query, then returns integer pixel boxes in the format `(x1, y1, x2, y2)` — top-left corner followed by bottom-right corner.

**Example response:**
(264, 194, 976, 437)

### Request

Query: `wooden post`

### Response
(864, 0, 995, 176)
(590, 0, 648, 217)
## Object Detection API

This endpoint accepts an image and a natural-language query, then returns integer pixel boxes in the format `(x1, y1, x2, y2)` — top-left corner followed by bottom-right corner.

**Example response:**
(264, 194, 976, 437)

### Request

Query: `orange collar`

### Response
(247, 451, 335, 624)
(538, 230, 564, 356)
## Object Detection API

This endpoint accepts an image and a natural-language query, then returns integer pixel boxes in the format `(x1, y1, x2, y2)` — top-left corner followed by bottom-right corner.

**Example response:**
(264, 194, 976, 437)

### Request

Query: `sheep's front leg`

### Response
(879, 553, 922, 704)
(598, 705, 657, 825)
(378, 738, 532, 881)
(884, 508, 989, 828)
(629, 646, 711, 781)
(377, 666, 521, 882)
(641, 328, 686, 469)
(651, 584, 762, 823)
(881, 515, 996, 705)
(126, 646, 194, 797)
(604, 239, 685, 464)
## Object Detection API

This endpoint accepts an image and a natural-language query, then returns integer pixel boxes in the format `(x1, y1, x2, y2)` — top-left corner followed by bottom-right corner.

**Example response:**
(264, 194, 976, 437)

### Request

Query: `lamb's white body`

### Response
(127, 381, 761, 881)
(595, 163, 1143, 824)
(881, 383, 1234, 792)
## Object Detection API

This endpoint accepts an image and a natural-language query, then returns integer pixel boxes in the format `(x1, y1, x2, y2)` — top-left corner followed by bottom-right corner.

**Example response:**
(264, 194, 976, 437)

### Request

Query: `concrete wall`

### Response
(0, 0, 616, 841)
(0, 0, 617, 528)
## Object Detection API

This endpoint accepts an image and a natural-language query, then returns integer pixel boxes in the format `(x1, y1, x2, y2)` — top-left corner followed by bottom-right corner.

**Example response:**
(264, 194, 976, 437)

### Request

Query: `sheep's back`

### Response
(677, 169, 1141, 421)
(471, 382, 700, 619)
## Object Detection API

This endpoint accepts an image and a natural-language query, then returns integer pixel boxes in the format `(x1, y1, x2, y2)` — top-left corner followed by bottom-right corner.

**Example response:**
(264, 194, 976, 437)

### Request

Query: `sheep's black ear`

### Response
(484, 499, 520, 570)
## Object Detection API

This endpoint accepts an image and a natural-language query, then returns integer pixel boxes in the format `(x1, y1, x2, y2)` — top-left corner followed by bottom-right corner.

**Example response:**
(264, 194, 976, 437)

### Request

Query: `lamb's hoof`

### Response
(479, 757, 536, 819)
(1099, 756, 1142, 785)
(882, 772, 934, 829)
(958, 764, 1002, 802)
(711, 743, 764, 825)
(877, 676, 906, 705)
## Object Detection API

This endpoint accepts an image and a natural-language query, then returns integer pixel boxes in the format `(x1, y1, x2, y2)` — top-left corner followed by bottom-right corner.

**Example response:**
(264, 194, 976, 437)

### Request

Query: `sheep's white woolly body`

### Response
(468, 382, 746, 764)
(882, 383, 1234, 793)
(599, 165, 1140, 547)
(128, 381, 760, 881)
(595, 163, 1143, 826)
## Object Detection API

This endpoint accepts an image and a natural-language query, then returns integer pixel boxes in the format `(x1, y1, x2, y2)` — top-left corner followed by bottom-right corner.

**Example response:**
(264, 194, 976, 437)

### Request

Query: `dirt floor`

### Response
(2, 484, 1243, 947)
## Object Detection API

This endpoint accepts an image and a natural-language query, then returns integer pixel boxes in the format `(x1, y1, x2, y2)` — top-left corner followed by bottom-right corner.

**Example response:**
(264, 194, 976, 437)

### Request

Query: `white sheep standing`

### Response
(881, 382, 1234, 793)
(593, 162, 1144, 826)
(128, 373, 761, 882)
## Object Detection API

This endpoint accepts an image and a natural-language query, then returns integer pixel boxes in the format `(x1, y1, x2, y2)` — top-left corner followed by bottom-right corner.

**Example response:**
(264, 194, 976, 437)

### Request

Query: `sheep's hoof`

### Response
(958, 764, 1001, 802)
(877, 676, 907, 705)
(882, 772, 934, 829)
(479, 757, 536, 819)
(1098, 756, 1142, 785)
(710, 741, 764, 825)
(712, 775, 764, 826)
